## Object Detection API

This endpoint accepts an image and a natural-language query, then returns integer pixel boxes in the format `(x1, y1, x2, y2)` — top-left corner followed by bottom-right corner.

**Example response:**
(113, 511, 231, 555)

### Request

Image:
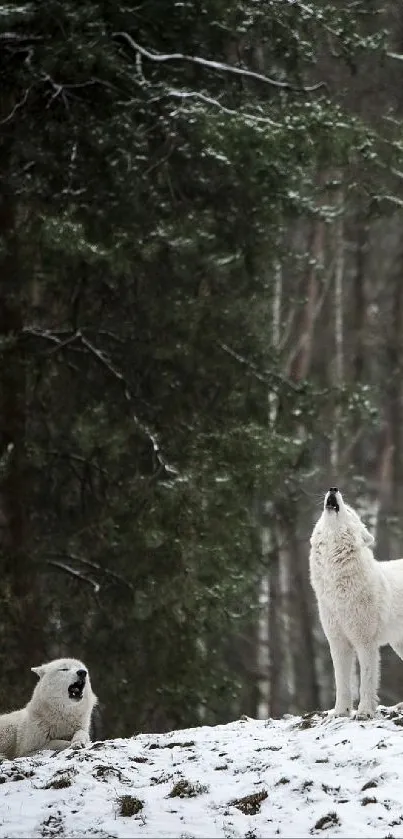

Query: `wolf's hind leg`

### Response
(388, 643, 403, 710)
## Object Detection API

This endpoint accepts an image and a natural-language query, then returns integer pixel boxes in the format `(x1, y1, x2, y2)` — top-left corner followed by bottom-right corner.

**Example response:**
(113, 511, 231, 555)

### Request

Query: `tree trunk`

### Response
(286, 518, 320, 712)
(267, 544, 283, 717)
(330, 191, 344, 471)
(377, 251, 403, 561)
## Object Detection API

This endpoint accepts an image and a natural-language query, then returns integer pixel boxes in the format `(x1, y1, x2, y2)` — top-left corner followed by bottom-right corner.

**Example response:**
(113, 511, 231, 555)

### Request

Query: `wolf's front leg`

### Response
(70, 729, 90, 749)
(46, 739, 71, 752)
(355, 643, 379, 718)
(328, 633, 354, 716)
(0, 718, 17, 761)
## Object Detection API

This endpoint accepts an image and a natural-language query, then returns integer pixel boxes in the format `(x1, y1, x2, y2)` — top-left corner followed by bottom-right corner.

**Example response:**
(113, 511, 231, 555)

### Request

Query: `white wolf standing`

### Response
(310, 487, 403, 718)
(0, 657, 97, 760)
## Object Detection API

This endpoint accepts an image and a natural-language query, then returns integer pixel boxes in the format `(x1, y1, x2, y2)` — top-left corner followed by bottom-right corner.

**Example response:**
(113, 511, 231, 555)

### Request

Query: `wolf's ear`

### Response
(31, 665, 46, 679)
(362, 527, 375, 548)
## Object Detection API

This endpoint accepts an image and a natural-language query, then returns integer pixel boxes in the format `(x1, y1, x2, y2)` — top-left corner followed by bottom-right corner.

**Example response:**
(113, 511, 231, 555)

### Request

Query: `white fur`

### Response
(0, 657, 97, 760)
(310, 490, 403, 718)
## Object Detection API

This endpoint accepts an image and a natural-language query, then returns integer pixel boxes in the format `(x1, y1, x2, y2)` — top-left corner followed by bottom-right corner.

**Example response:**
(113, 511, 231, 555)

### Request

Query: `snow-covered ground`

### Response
(2, 707, 403, 837)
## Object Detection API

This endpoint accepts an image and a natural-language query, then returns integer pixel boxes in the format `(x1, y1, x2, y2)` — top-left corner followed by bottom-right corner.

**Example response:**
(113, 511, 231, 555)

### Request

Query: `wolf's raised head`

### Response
(312, 487, 374, 549)
(30, 657, 97, 717)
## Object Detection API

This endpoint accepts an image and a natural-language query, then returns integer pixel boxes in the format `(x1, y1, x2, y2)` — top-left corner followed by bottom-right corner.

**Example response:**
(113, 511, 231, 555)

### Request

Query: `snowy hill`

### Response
(2, 708, 403, 838)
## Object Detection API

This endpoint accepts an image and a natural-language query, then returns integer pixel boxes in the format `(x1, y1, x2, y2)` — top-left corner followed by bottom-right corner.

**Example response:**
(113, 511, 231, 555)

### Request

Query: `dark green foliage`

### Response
(0, 0, 395, 730)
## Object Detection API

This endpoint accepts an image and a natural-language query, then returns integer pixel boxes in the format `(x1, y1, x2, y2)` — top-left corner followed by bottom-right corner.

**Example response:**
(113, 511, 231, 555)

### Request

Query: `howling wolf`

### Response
(0, 657, 97, 759)
(310, 488, 403, 718)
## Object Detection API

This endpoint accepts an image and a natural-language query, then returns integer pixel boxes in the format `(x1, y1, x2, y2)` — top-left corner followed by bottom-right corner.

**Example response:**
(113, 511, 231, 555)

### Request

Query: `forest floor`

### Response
(1, 707, 403, 837)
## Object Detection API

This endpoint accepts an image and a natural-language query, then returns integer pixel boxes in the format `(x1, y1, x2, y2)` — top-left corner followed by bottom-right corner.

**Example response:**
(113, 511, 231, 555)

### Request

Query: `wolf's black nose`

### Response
(329, 486, 339, 493)
(76, 669, 87, 679)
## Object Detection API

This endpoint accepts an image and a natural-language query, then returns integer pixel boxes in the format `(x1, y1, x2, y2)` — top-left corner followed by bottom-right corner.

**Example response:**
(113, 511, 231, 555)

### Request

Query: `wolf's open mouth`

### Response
(326, 493, 339, 512)
(68, 680, 85, 701)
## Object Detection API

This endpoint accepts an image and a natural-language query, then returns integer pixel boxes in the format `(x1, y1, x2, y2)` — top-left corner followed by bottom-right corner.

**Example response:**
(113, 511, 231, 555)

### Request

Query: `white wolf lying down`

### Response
(310, 488, 403, 719)
(0, 657, 97, 759)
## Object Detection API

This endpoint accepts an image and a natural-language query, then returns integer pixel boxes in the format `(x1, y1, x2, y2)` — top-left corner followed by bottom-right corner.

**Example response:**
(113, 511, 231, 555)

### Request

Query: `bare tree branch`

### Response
(48, 449, 110, 480)
(0, 86, 33, 125)
(79, 333, 178, 477)
(23, 326, 178, 478)
(79, 333, 125, 383)
(387, 52, 403, 62)
(75, 555, 134, 592)
(22, 325, 70, 346)
(378, 194, 403, 209)
(47, 551, 134, 592)
(46, 559, 100, 593)
(217, 341, 302, 392)
(113, 32, 326, 94)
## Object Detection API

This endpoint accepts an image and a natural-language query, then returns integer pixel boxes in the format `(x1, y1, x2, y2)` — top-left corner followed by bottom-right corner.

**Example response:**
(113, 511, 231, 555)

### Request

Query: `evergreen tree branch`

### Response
(163, 88, 282, 126)
(113, 32, 326, 93)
